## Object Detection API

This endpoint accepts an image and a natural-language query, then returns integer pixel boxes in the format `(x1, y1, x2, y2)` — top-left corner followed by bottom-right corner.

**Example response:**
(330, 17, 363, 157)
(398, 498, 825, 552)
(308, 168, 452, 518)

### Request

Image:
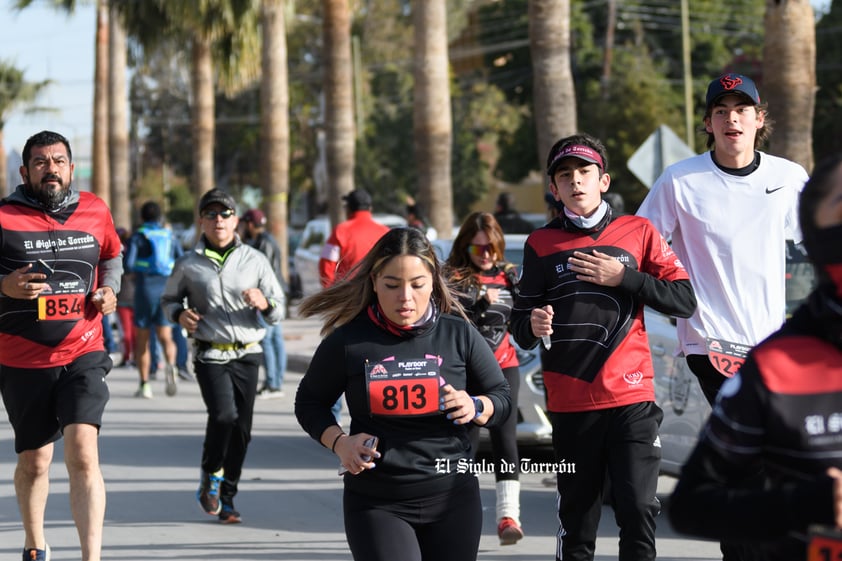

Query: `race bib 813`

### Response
(365, 357, 441, 417)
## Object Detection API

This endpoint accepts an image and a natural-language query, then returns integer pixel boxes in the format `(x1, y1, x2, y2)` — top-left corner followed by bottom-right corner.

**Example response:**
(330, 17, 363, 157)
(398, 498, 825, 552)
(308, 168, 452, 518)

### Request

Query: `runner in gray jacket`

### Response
(161, 189, 284, 524)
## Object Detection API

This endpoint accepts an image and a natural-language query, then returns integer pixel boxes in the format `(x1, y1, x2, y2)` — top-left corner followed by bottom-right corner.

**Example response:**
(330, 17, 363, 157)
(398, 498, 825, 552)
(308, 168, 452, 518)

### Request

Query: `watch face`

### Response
(473, 397, 484, 417)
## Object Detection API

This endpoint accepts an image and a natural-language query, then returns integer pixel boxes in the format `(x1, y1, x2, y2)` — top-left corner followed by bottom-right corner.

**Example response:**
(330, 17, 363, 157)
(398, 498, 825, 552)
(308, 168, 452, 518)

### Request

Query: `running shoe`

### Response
(22, 544, 50, 561)
(497, 517, 524, 545)
(197, 469, 224, 515)
(257, 386, 284, 399)
(177, 367, 194, 381)
(134, 382, 153, 399)
(219, 501, 242, 524)
(165, 364, 178, 396)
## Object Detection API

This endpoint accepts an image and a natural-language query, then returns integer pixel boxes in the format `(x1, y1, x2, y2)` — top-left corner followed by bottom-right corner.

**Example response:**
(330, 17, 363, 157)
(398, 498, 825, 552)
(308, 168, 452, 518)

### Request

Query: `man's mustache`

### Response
(41, 174, 63, 185)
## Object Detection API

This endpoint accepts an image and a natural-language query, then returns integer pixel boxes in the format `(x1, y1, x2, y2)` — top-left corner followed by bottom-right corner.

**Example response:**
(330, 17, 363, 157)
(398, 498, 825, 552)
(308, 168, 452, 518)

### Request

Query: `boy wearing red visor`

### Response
(510, 133, 697, 561)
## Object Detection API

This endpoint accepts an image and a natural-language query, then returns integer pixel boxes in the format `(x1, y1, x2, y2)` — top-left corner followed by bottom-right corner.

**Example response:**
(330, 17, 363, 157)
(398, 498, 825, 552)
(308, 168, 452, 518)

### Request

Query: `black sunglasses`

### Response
(202, 209, 235, 219)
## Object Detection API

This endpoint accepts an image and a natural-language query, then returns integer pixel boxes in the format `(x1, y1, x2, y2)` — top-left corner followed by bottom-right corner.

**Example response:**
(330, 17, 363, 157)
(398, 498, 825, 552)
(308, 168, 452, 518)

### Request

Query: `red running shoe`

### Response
(497, 517, 524, 545)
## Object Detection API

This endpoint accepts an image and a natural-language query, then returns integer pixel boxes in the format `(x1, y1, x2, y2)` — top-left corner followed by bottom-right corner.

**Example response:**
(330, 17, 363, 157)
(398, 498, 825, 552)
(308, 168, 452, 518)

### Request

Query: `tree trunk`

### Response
(109, 3, 131, 229)
(92, 0, 110, 203)
(191, 34, 216, 207)
(763, 0, 815, 171)
(413, 0, 453, 239)
(323, 0, 355, 229)
(529, 0, 577, 170)
(261, 0, 291, 281)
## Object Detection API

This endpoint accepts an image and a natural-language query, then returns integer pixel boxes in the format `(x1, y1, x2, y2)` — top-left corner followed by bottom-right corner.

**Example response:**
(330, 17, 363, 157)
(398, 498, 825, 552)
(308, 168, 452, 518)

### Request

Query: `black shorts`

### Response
(0, 351, 111, 453)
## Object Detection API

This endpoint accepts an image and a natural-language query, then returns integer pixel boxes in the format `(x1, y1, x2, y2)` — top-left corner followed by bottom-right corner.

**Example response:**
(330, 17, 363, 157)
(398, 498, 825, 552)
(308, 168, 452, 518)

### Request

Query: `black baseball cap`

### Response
(199, 189, 237, 212)
(706, 73, 761, 110)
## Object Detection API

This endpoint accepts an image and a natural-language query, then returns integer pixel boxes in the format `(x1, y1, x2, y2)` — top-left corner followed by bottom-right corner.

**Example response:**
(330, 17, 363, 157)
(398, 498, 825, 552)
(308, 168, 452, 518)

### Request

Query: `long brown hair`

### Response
(298, 227, 466, 335)
(444, 212, 507, 291)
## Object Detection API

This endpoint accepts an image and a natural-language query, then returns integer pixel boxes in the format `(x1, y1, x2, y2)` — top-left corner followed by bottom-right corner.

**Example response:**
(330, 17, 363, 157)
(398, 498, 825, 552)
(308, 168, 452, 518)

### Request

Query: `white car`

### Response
(293, 214, 407, 298)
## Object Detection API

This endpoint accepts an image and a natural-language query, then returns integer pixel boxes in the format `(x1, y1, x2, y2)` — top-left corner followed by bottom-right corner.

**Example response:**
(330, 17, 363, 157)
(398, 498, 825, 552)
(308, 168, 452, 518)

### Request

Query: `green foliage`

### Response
(122, 0, 836, 227)
(814, 0, 842, 162)
(0, 60, 51, 128)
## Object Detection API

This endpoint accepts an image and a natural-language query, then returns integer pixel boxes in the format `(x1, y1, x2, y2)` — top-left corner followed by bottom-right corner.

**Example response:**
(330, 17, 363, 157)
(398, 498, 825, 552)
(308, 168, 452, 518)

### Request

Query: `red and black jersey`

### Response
(456, 266, 519, 369)
(511, 213, 694, 412)
(0, 191, 122, 368)
(669, 289, 842, 559)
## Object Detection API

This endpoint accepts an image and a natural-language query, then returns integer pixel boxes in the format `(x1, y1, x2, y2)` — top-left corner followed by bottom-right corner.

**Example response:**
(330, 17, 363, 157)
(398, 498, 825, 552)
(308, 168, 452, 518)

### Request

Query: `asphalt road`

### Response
(0, 323, 723, 560)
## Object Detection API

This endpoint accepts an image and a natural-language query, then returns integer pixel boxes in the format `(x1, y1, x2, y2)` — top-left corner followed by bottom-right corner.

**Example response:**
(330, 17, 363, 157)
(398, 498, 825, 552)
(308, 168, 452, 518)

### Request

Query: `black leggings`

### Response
(686, 354, 728, 406)
(468, 365, 520, 481)
(343, 475, 482, 561)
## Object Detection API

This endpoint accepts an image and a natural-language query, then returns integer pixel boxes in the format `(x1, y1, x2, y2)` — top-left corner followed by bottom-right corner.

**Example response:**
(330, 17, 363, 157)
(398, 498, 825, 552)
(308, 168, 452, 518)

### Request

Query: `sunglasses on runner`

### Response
(467, 243, 494, 257)
(202, 209, 236, 219)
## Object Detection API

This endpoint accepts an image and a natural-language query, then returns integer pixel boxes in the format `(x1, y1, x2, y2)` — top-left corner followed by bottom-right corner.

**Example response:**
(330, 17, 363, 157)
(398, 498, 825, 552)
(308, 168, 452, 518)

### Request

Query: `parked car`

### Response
(293, 214, 407, 298)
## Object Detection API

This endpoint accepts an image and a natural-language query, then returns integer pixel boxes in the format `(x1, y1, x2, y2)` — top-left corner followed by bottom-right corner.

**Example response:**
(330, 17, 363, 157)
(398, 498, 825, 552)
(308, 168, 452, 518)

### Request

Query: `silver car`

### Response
(432, 234, 554, 449)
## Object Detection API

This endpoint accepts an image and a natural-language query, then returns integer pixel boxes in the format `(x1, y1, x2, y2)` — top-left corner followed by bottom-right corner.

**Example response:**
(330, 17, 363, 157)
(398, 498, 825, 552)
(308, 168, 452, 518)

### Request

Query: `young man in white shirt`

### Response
(637, 73, 808, 405)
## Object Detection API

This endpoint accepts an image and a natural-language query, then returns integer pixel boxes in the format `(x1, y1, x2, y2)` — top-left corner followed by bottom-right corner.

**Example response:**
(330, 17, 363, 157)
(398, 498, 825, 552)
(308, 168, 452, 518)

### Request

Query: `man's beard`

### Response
(25, 174, 71, 211)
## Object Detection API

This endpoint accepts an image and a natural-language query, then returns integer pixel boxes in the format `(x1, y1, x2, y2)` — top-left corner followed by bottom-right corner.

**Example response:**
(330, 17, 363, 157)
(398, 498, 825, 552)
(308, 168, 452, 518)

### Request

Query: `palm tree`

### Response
(529, 0, 577, 170)
(16, 0, 113, 203)
(109, 2, 131, 229)
(260, 0, 291, 281)
(323, 0, 356, 229)
(0, 61, 51, 195)
(117, 1, 261, 210)
(92, 0, 110, 204)
(412, 0, 453, 239)
(763, 0, 815, 171)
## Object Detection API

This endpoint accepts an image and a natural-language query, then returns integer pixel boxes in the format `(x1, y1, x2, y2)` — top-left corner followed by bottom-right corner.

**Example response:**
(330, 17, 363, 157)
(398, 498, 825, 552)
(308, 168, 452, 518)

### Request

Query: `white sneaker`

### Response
(134, 382, 153, 399)
(165, 364, 177, 396)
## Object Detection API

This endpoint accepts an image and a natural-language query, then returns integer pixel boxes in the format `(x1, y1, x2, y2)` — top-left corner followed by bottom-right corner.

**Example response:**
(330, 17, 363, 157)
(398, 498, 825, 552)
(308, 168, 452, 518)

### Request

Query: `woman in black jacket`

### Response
(295, 227, 511, 561)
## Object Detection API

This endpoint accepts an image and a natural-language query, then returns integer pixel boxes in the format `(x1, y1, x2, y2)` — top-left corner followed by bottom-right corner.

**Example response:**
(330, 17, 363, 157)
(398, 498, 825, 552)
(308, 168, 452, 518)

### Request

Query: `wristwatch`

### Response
(472, 396, 484, 419)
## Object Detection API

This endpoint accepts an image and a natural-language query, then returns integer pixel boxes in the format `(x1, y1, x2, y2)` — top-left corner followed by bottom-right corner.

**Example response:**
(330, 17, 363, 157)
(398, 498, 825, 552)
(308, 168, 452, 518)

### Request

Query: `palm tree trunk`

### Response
(323, 0, 355, 229)
(92, 0, 111, 204)
(109, 3, 130, 229)
(529, 0, 577, 169)
(413, 0, 453, 239)
(261, 0, 290, 281)
(191, 34, 216, 205)
(763, 0, 815, 171)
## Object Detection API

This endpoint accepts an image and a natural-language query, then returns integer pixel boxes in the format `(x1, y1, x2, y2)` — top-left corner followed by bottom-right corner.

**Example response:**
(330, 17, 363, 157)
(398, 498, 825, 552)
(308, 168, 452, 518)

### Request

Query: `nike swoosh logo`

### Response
(765, 186, 785, 194)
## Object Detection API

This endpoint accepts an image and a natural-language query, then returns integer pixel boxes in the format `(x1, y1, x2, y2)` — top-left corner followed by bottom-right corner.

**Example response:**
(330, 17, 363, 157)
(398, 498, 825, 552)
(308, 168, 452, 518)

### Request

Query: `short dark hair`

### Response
(140, 201, 162, 223)
(22, 131, 72, 167)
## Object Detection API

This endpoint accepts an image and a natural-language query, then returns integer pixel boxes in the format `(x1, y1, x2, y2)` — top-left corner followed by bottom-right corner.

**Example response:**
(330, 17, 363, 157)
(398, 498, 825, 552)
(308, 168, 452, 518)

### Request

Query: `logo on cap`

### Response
(719, 74, 744, 92)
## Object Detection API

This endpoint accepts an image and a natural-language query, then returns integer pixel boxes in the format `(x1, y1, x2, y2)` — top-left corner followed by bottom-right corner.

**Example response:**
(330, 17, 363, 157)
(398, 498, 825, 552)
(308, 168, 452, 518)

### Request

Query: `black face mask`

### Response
(808, 223, 842, 299)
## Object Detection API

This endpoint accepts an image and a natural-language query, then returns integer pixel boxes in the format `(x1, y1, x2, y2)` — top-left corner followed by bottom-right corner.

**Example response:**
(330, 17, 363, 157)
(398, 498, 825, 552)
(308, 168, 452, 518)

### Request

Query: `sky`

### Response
(1, 1, 96, 164)
(0, 0, 834, 166)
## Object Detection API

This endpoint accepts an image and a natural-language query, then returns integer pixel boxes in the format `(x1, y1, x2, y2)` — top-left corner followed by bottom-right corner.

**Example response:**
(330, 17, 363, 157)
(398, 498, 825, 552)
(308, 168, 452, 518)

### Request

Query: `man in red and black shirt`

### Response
(510, 133, 696, 561)
(0, 131, 122, 561)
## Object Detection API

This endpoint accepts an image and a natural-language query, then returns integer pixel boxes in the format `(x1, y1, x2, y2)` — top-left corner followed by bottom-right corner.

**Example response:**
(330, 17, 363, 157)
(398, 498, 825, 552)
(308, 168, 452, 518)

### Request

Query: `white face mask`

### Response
(564, 200, 609, 230)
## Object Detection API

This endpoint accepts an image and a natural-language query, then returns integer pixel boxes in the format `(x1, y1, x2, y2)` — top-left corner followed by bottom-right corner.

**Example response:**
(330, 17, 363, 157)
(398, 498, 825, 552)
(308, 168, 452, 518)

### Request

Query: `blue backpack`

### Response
(133, 225, 175, 276)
